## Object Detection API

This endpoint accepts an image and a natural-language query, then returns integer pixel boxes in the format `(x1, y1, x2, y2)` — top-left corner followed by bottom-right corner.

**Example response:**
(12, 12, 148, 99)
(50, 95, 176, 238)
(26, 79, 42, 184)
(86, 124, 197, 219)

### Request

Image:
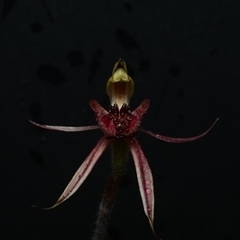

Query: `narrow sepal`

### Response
(36, 137, 110, 209)
(140, 118, 219, 143)
(125, 137, 159, 238)
(29, 119, 100, 132)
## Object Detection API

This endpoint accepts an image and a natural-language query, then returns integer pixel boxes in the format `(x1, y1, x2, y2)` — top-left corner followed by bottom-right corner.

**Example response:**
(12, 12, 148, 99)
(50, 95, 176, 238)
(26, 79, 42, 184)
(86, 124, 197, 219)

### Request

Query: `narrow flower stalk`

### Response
(92, 139, 129, 240)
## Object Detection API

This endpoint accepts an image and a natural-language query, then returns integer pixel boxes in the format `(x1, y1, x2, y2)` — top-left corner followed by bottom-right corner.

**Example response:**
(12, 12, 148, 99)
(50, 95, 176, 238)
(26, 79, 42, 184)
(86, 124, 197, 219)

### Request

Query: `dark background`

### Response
(1, 1, 240, 240)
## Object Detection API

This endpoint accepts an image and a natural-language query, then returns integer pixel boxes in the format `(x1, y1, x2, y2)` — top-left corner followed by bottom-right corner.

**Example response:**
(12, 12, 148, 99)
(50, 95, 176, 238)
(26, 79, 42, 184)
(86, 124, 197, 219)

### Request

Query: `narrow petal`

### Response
(127, 99, 150, 136)
(89, 100, 116, 137)
(39, 137, 110, 209)
(125, 137, 157, 236)
(89, 99, 109, 117)
(132, 99, 150, 118)
(140, 118, 219, 143)
(29, 119, 100, 132)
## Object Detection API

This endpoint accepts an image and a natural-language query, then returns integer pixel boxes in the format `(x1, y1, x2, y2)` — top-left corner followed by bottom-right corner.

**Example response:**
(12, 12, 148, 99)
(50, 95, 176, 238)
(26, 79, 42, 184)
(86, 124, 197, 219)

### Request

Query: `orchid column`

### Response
(92, 60, 135, 240)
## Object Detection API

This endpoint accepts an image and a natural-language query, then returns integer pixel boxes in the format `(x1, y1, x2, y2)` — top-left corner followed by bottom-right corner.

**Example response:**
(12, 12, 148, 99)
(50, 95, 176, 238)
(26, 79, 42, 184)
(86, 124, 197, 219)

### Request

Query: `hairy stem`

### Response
(91, 139, 128, 240)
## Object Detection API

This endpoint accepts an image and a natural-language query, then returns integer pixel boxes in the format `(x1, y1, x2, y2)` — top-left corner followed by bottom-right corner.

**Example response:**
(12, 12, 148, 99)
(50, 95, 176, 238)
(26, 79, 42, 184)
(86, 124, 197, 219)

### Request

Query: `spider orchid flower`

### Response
(29, 59, 218, 237)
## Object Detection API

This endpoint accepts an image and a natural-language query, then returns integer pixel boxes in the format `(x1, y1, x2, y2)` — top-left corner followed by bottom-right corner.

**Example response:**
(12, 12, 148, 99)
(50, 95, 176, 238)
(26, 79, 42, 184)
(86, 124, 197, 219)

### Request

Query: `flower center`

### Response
(90, 99, 149, 140)
(108, 103, 133, 138)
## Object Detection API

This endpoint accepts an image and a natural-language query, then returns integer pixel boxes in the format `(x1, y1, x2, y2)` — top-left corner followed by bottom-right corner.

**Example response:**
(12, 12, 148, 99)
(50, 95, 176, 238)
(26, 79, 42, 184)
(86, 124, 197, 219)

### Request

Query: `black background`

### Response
(1, 1, 240, 240)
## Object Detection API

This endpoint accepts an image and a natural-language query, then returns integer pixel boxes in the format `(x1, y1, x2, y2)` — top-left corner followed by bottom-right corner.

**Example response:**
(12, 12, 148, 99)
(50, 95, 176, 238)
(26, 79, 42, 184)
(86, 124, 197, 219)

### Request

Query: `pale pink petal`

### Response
(89, 99, 109, 117)
(29, 119, 100, 132)
(140, 118, 219, 143)
(89, 99, 117, 137)
(128, 99, 150, 136)
(125, 137, 157, 236)
(132, 99, 150, 118)
(40, 137, 110, 209)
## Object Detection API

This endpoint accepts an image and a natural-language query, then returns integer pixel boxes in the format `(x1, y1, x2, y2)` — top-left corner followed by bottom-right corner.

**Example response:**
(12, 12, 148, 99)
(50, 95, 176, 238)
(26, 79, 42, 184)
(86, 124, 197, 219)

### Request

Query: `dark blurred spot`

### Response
(37, 64, 65, 86)
(115, 28, 141, 52)
(138, 59, 151, 71)
(67, 50, 85, 67)
(176, 87, 185, 97)
(87, 49, 102, 84)
(209, 47, 218, 57)
(178, 114, 185, 121)
(169, 65, 180, 78)
(29, 149, 45, 166)
(30, 22, 43, 33)
(30, 102, 42, 118)
(40, 136, 47, 142)
(124, 2, 132, 12)
(41, 0, 54, 23)
(107, 226, 121, 240)
(1, 0, 17, 20)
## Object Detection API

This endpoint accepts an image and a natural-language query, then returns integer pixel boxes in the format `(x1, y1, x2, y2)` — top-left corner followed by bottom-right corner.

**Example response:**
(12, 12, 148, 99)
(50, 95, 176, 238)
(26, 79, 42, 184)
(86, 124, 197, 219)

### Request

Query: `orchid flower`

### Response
(29, 59, 218, 239)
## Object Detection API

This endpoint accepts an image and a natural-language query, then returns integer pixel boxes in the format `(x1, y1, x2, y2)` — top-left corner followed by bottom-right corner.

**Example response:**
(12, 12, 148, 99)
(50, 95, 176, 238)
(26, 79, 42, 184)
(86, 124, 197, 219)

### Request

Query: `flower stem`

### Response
(91, 139, 128, 240)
